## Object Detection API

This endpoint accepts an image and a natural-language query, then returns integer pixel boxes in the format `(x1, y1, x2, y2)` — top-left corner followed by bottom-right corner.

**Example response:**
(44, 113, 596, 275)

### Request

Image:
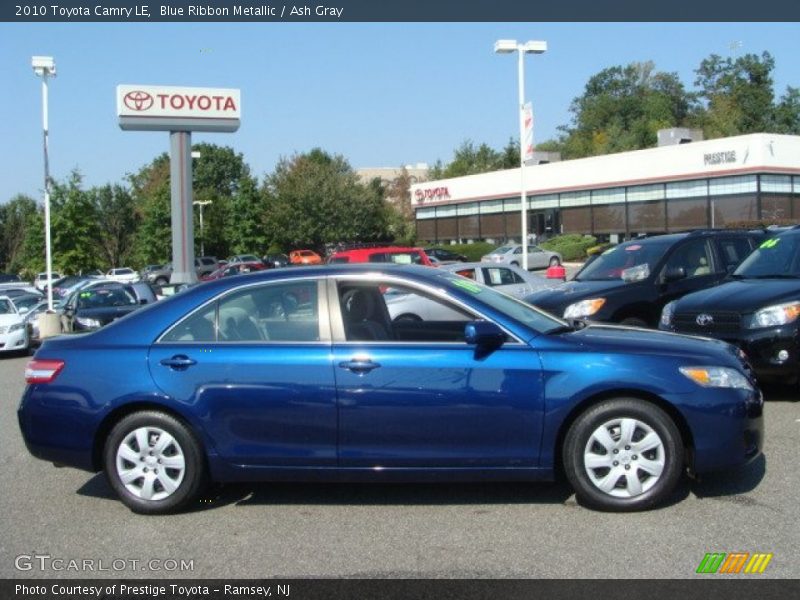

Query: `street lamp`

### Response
(32, 55, 57, 314)
(494, 39, 547, 271)
(193, 200, 212, 256)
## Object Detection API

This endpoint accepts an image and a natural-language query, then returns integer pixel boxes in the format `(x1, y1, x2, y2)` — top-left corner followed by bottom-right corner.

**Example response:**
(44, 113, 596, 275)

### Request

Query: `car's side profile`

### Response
(18, 265, 763, 514)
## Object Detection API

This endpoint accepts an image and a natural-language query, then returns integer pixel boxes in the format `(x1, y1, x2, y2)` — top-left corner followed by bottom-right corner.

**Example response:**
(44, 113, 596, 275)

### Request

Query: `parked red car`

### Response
(328, 246, 435, 266)
(201, 261, 268, 281)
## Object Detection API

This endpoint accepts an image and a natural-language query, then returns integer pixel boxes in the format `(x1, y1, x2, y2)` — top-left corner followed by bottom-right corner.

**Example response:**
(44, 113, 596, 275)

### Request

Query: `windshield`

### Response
(735, 234, 800, 278)
(441, 273, 566, 334)
(77, 288, 137, 309)
(576, 240, 671, 282)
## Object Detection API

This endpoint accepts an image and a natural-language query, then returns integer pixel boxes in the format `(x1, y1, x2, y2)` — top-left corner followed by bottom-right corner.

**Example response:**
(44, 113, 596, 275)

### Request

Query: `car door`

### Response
(658, 238, 719, 310)
(527, 246, 546, 269)
(148, 278, 338, 466)
(330, 276, 545, 469)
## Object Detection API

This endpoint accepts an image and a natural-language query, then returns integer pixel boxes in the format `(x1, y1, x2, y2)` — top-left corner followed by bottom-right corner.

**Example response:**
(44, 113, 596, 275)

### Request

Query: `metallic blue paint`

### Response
(18, 265, 763, 485)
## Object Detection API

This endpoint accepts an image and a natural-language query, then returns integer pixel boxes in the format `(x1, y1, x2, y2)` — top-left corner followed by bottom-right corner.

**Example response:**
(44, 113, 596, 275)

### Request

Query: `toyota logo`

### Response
(696, 313, 714, 327)
(123, 90, 154, 111)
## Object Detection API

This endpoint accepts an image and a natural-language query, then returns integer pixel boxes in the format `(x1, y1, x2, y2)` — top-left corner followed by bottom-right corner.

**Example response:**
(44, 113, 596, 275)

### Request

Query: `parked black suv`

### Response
(525, 230, 764, 328)
(660, 227, 800, 384)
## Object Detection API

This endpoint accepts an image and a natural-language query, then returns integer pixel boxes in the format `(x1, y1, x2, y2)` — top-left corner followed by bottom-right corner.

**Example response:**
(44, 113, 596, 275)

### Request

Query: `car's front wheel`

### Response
(104, 411, 206, 514)
(563, 398, 683, 511)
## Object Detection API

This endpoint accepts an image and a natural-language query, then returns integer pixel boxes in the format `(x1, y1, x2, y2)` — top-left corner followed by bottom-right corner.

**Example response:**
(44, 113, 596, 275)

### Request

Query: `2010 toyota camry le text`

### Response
(18, 264, 763, 514)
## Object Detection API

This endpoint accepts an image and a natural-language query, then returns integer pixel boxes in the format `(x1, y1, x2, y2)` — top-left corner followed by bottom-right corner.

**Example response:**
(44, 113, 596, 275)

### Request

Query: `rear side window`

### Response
(161, 281, 321, 343)
(329, 257, 350, 264)
(718, 238, 755, 270)
(482, 267, 524, 286)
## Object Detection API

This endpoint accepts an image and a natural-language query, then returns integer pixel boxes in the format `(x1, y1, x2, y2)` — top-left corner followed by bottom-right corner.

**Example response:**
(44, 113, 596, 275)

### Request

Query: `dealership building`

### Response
(410, 133, 800, 244)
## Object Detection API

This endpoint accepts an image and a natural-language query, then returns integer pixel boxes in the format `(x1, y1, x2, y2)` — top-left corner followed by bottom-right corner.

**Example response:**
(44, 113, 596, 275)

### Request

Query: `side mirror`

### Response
(18, 306, 29, 314)
(465, 321, 506, 347)
(664, 266, 686, 283)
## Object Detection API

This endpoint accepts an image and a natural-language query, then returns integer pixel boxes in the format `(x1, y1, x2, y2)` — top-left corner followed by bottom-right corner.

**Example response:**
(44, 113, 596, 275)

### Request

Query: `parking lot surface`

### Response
(1, 353, 798, 579)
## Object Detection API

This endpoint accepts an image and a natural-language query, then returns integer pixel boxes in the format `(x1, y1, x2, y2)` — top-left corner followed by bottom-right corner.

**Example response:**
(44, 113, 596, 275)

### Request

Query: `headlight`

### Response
(563, 298, 606, 319)
(75, 316, 101, 328)
(745, 302, 800, 329)
(8, 322, 25, 332)
(660, 301, 675, 327)
(679, 366, 753, 390)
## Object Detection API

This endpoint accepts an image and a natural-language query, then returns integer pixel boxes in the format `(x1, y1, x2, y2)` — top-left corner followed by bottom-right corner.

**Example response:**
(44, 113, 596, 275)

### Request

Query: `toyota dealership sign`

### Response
(117, 84, 241, 132)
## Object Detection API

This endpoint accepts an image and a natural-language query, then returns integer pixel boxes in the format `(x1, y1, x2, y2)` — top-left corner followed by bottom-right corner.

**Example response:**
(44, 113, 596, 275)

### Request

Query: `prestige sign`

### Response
(117, 84, 241, 132)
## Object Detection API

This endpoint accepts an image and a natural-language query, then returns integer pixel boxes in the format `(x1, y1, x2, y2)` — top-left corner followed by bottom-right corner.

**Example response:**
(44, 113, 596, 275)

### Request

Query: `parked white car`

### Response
(0, 296, 29, 353)
(34, 271, 62, 291)
(105, 268, 140, 284)
(481, 244, 562, 270)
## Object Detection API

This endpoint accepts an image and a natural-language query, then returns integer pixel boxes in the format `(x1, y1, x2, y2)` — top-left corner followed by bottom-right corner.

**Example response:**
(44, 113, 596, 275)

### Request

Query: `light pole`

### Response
(32, 56, 56, 311)
(494, 39, 547, 271)
(193, 200, 212, 256)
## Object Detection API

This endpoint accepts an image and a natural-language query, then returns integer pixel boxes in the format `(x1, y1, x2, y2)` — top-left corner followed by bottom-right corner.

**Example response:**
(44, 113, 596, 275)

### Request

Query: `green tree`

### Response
(0, 194, 39, 273)
(264, 148, 390, 250)
(771, 87, 800, 134)
(430, 139, 519, 179)
(93, 184, 139, 268)
(554, 61, 693, 158)
(50, 171, 102, 274)
(693, 52, 776, 136)
(130, 154, 172, 266)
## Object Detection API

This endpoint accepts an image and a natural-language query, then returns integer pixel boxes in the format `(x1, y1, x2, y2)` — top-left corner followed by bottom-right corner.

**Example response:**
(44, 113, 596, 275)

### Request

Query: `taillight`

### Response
(25, 359, 65, 384)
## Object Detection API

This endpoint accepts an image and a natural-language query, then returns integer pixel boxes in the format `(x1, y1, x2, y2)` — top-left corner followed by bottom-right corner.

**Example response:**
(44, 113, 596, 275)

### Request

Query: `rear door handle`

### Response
(338, 359, 381, 373)
(160, 355, 197, 370)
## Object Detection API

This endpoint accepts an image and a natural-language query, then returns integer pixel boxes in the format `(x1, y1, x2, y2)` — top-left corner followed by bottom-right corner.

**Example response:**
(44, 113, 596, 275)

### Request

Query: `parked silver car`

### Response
(481, 244, 562, 270)
(385, 262, 557, 322)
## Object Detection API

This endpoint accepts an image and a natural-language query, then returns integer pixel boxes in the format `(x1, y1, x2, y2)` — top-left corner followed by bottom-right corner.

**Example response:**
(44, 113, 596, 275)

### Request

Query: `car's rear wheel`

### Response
(104, 411, 206, 514)
(563, 398, 683, 511)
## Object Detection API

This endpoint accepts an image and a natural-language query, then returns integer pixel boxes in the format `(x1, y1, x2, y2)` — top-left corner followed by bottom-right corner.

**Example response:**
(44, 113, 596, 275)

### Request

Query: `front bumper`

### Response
(663, 323, 800, 383)
(0, 327, 28, 352)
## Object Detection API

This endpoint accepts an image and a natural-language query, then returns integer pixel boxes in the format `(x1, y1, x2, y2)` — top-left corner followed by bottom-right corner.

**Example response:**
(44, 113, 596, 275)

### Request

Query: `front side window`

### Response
(0, 299, 13, 314)
(339, 281, 473, 343)
(663, 239, 713, 279)
(161, 280, 321, 343)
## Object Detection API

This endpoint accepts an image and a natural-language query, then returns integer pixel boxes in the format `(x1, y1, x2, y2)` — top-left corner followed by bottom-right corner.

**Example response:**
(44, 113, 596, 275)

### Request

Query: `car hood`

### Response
(566, 322, 739, 364)
(674, 279, 800, 313)
(526, 279, 629, 310)
(76, 306, 140, 324)
(0, 313, 23, 326)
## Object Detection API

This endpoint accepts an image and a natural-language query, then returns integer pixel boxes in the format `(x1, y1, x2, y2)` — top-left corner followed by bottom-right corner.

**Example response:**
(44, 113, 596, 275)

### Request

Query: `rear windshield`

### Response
(77, 288, 137, 309)
(368, 251, 425, 265)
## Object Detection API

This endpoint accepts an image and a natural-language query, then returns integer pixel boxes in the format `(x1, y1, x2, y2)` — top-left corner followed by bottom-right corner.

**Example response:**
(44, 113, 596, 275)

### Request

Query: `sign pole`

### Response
(169, 131, 196, 284)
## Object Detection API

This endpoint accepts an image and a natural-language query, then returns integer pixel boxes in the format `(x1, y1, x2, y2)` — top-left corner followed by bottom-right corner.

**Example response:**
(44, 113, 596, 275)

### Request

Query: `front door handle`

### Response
(338, 359, 381, 373)
(160, 355, 197, 370)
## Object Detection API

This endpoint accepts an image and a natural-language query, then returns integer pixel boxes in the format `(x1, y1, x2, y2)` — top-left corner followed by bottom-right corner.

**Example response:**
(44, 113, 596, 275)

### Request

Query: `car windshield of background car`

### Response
(575, 240, 671, 282)
(734, 234, 800, 278)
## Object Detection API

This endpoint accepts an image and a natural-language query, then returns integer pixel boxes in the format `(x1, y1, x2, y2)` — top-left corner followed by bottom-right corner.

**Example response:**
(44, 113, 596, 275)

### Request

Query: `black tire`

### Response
(549, 256, 561, 267)
(103, 411, 207, 514)
(620, 317, 648, 328)
(563, 398, 684, 511)
(510, 261, 519, 267)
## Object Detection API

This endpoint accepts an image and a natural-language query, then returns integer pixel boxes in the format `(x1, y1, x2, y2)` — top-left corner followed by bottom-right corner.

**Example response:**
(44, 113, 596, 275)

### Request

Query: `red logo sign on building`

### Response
(123, 91, 154, 111)
(414, 187, 451, 202)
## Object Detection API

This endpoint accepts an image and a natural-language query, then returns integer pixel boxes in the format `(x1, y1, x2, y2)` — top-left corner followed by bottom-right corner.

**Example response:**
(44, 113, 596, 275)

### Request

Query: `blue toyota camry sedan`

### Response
(18, 265, 763, 514)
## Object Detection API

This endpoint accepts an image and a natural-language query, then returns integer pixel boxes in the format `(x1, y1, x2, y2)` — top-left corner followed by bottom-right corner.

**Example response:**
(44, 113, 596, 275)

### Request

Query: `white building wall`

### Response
(410, 134, 800, 207)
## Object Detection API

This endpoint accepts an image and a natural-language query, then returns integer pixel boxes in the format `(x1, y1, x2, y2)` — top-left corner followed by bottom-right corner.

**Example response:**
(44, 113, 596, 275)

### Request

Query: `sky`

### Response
(1, 22, 799, 201)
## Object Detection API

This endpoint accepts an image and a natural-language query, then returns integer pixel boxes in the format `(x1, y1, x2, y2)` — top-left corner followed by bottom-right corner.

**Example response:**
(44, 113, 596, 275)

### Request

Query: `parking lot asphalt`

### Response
(1, 352, 798, 579)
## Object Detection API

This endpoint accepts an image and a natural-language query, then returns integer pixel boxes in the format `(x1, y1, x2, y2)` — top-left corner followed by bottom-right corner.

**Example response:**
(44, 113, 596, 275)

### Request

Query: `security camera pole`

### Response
(117, 85, 240, 284)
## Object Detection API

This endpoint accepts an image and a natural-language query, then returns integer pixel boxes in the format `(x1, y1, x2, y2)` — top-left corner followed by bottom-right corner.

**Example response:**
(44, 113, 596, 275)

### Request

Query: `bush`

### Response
(541, 234, 597, 261)
(724, 219, 798, 230)
(586, 243, 615, 256)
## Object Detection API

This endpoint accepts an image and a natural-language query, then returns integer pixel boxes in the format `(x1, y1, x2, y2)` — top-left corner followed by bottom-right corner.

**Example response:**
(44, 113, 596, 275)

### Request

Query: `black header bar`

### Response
(3, 0, 800, 22)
